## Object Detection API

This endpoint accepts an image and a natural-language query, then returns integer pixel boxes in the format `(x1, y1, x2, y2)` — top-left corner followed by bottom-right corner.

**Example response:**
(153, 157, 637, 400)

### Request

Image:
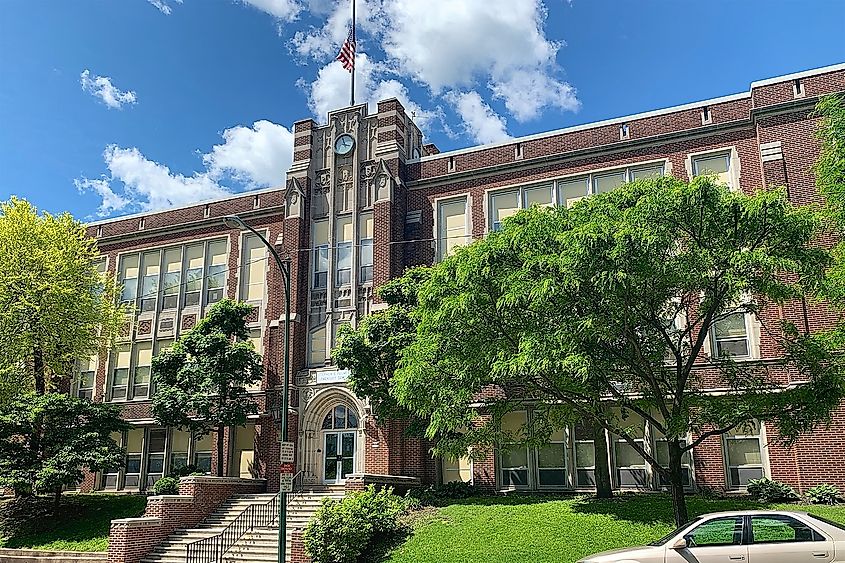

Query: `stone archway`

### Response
(299, 386, 366, 485)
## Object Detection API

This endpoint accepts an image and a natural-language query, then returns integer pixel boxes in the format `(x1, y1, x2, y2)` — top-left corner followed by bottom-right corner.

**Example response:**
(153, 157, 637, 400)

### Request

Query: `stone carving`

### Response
(368, 121, 378, 160)
(312, 170, 331, 218)
(339, 112, 359, 134)
(335, 166, 354, 213)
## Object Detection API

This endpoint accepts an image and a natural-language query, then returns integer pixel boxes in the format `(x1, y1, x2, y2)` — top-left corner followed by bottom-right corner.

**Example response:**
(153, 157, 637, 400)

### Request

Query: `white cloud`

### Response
(241, 0, 301, 20)
(80, 70, 137, 109)
(488, 67, 579, 121)
(78, 120, 294, 216)
(290, 0, 381, 60)
(74, 177, 131, 217)
(147, 0, 182, 15)
(203, 120, 294, 187)
(447, 91, 510, 144)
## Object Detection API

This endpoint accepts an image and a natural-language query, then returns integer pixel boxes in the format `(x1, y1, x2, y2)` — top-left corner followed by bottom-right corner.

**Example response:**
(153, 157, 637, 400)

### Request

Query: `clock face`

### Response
(334, 134, 355, 156)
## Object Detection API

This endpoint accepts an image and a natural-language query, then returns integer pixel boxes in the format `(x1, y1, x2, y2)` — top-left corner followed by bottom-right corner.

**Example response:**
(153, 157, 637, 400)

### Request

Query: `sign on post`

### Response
(279, 473, 293, 492)
(280, 462, 295, 474)
(280, 441, 295, 463)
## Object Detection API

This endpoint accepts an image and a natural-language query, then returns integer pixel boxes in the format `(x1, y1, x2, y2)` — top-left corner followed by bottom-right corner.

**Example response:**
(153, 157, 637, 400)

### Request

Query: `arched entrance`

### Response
(320, 404, 359, 484)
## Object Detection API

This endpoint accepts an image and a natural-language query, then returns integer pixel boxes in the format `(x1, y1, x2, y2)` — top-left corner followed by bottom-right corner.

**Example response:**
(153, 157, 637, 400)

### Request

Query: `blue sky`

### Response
(1, 0, 843, 220)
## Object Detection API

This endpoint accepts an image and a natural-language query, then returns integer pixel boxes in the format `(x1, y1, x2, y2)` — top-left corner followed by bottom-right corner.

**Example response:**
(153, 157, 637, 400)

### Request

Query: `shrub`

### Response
(409, 481, 481, 505)
(806, 484, 841, 505)
(172, 464, 198, 478)
(151, 477, 179, 495)
(746, 478, 798, 503)
(303, 485, 411, 563)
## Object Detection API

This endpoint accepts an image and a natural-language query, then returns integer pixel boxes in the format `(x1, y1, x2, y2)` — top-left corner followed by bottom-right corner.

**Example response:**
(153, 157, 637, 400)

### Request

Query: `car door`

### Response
(746, 514, 834, 563)
(665, 516, 748, 563)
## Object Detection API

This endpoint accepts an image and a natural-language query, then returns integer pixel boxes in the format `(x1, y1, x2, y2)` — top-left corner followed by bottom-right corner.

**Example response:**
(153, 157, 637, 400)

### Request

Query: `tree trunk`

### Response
(668, 439, 690, 527)
(593, 423, 613, 499)
(33, 347, 46, 395)
(54, 487, 62, 508)
(216, 425, 225, 477)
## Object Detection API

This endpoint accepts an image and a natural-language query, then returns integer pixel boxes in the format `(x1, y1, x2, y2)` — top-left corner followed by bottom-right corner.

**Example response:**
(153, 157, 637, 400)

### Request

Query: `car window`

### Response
(686, 517, 743, 547)
(649, 518, 702, 546)
(750, 515, 823, 543)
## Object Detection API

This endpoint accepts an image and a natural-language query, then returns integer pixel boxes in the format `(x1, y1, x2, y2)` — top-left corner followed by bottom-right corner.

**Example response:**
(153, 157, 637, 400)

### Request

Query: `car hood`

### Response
(581, 544, 662, 562)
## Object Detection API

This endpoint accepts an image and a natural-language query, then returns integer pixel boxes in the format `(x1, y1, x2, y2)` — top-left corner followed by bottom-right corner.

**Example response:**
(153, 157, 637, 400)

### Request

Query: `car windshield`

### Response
(649, 518, 702, 546)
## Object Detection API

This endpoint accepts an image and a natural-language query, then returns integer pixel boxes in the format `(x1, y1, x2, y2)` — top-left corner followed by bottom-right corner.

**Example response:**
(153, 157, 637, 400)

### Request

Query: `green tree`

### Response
(151, 299, 262, 477)
(393, 176, 844, 526)
(0, 393, 128, 503)
(815, 94, 845, 304)
(0, 198, 124, 399)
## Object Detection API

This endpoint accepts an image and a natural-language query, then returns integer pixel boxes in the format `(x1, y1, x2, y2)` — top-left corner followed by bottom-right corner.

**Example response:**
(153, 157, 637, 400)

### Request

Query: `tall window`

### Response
(537, 426, 567, 487)
(654, 435, 693, 487)
(612, 412, 648, 489)
(145, 429, 167, 487)
(359, 213, 373, 283)
(712, 312, 750, 358)
(194, 433, 212, 473)
(119, 255, 139, 303)
(132, 341, 152, 399)
(442, 456, 472, 483)
(139, 251, 160, 312)
(124, 428, 143, 489)
(242, 234, 267, 302)
(335, 216, 353, 286)
(161, 248, 181, 310)
(312, 220, 329, 289)
(101, 431, 122, 489)
(309, 326, 327, 366)
(76, 354, 97, 400)
(573, 422, 598, 487)
(437, 197, 469, 261)
(206, 240, 227, 304)
(725, 421, 764, 488)
(692, 151, 734, 189)
(110, 345, 131, 400)
(500, 411, 529, 488)
(170, 430, 190, 474)
(184, 244, 204, 307)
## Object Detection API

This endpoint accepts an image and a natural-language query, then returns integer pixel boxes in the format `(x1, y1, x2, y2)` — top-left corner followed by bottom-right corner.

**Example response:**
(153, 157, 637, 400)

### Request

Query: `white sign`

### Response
(280, 474, 293, 493)
(316, 369, 351, 385)
(280, 441, 295, 463)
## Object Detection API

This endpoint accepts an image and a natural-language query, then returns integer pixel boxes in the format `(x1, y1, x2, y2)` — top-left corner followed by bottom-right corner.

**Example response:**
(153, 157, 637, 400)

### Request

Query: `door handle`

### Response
(728, 557, 745, 561)
(813, 553, 829, 558)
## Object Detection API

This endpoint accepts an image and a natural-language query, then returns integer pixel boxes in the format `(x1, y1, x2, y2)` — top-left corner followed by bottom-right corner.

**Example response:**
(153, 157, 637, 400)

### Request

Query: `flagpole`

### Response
(350, 0, 356, 106)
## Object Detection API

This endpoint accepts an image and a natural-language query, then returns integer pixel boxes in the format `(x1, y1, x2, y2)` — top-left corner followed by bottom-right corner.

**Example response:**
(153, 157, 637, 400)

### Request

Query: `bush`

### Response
(806, 484, 841, 505)
(409, 481, 481, 505)
(303, 485, 411, 563)
(746, 478, 798, 503)
(172, 464, 198, 478)
(151, 477, 179, 495)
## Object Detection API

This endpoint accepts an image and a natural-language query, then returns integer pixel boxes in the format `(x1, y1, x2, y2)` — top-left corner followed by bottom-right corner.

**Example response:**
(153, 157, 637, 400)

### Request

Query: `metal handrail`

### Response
(184, 472, 304, 563)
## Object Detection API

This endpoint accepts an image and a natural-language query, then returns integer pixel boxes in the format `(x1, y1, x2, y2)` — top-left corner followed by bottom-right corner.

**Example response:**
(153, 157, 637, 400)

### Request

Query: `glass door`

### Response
(323, 431, 355, 484)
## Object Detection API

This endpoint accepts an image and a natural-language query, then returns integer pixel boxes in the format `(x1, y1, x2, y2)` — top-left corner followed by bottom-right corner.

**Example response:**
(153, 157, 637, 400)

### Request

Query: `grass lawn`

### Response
(386, 494, 845, 563)
(0, 494, 146, 552)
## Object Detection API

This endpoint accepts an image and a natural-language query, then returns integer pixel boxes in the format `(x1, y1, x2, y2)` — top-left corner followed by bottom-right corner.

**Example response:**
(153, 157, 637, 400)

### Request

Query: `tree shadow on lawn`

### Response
(569, 493, 769, 526)
(428, 492, 584, 508)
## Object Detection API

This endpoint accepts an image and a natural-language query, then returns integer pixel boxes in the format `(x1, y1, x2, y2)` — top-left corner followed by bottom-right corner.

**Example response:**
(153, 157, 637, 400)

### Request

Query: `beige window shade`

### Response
(135, 341, 153, 367)
(336, 215, 354, 242)
(490, 191, 519, 230)
(208, 240, 227, 266)
(126, 428, 144, 453)
(439, 198, 468, 259)
(116, 346, 131, 369)
(121, 254, 139, 279)
(142, 251, 160, 277)
(313, 220, 329, 245)
(171, 429, 190, 453)
(309, 326, 327, 365)
(359, 213, 374, 238)
(501, 411, 528, 438)
(442, 456, 472, 483)
(244, 235, 266, 301)
(163, 249, 181, 273)
(194, 433, 212, 452)
(186, 245, 204, 270)
(631, 165, 664, 181)
(593, 171, 626, 194)
(693, 153, 732, 187)
(523, 185, 553, 207)
(558, 178, 590, 208)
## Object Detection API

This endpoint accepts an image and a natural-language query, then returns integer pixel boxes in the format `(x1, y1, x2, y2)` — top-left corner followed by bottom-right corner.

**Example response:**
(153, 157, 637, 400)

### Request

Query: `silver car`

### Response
(578, 510, 845, 563)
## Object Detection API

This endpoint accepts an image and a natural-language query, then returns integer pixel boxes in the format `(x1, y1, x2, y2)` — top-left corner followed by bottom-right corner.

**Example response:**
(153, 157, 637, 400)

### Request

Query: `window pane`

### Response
(309, 326, 326, 365)
(539, 469, 567, 486)
(243, 235, 266, 302)
(501, 411, 527, 438)
(751, 516, 816, 543)
(728, 438, 762, 466)
(336, 215, 353, 243)
(148, 430, 166, 452)
(575, 443, 595, 468)
(593, 171, 626, 194)
(523, 185, 553, 208)
(731, 467, 764, 486)
(631, 165, 664, 181)
(438, 198, 468, 259)
(717, 338, 749, 357)
(694, 154, 730, 176)
(500, 447, 528, 469)
(334, 405, 347, 429)
(537, 443, 566, 468)
(322, 413, 332, 430)
(490, 191, 519, 231)
(347, 409, 358, 428)
(502, 469, 528, 487)
(688, 517, 743, 547)
(615, 441, 645, 467)
(558, 178, 589, 208)
(715, 313, 747, 338)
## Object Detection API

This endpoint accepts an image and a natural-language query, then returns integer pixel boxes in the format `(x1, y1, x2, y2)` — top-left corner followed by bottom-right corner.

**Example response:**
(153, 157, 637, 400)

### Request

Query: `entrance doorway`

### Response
(321, 404, 358, 484)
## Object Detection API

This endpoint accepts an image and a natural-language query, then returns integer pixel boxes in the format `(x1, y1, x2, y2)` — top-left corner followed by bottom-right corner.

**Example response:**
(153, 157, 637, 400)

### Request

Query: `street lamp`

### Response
(223, 215, 291, 563)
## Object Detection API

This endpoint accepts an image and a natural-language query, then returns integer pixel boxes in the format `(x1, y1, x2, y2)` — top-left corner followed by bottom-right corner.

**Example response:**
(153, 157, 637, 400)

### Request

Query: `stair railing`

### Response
(184, 471, 305, 563)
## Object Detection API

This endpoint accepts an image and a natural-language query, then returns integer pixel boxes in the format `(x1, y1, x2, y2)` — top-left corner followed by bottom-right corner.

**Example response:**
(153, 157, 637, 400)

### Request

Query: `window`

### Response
(206, 240, 227, 304)
(101, 431, 122, 489)
(573, 422, 599, 487)
(725, 421, 764, 488)
(242, 234, 266, 302)
(437, 197, 469, 260)
(500, 411, 529, 488)
(713, 312, 750, 358)
(612, 412, 648, 489)
(489, 185, 553, 231)
(692, 151, 733, 189)
(558, 177, 590, 208)
(124, 428, 144, 489)
(321, 404, 359, 430)
(313, 220, 329, 289)
(556, 163, 665, 208)
(119, 254, 139, 303)
(655, 438, 693, 487)
(685, 516, 744, 547)
(750, 515, 822, 544)
(162, 248, 181, 310)
(110, 345, 131, 400)
(76, 355, 97, 400)
(184, 244, 204, 307)
(309, 326, 327, 366)
(594, 170, 626, 194)
(170, 429, 190, 474)
(442, 456, 472, 483)
(194, 433, 212, 473)
(537, 426, 567, 487)
(359, 213, 373, 284)
(132, 341, 152, 399)
(231, 424, 256, 478)
(145, 429, 167, 487)
(335, 216, 353, 286)
(139, 251, 160, 313)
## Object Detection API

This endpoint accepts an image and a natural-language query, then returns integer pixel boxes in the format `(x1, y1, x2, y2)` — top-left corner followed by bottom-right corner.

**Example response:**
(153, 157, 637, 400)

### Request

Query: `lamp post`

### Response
(223, 215, 290, 563)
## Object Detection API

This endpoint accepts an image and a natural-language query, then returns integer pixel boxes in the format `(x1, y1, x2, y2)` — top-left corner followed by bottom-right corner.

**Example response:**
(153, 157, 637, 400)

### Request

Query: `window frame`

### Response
(711, 310, 752, 359)
(688, 147, 739, 192)
(684, 515, 746, 548)
(723, 421, 767, 489)
(434, 194, 470, 262)
(749, 514, 826, 545)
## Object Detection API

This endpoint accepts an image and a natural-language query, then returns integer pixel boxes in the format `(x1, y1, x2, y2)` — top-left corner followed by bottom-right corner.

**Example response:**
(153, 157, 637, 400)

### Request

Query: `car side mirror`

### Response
(670, 538, 689, 550)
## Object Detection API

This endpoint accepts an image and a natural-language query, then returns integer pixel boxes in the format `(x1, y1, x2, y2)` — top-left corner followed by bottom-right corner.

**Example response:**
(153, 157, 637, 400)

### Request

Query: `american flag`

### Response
(336, 28, 355, 72)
